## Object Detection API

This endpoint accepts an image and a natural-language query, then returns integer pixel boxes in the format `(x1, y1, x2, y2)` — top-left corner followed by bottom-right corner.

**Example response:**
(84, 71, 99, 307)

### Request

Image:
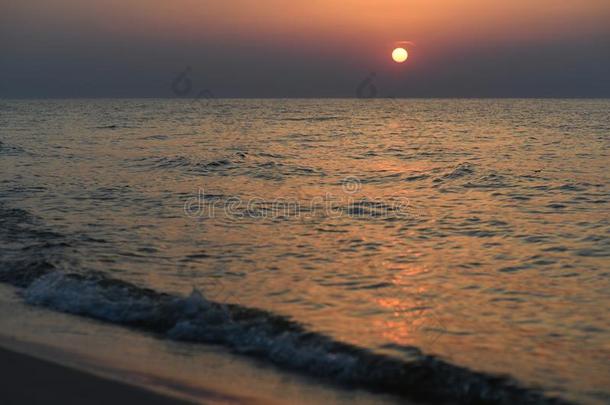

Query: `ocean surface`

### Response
(0, 99, 609, 404)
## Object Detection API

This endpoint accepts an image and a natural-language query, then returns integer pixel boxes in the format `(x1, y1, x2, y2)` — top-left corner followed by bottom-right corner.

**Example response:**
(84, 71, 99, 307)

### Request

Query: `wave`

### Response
(93, 124, 137, 130)
(0, 140, 26, 156)
(133, 153, 324, 179)
(435, 162, 477, 182)
(0, 203, 571, 404)
(140, 134, 170, 141)
(134, 155, 238, 174)
(433, 162, 518, 190)
(8, 270, 568, 404)
(283, 116, 343, 122)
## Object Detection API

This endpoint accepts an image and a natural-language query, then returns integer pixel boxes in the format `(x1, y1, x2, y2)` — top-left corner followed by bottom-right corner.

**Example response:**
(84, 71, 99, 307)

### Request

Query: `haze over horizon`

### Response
(2, 0, 610, 98)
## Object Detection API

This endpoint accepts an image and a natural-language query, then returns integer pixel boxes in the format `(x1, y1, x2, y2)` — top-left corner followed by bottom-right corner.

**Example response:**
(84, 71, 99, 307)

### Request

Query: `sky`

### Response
(1, 0, 609, 98)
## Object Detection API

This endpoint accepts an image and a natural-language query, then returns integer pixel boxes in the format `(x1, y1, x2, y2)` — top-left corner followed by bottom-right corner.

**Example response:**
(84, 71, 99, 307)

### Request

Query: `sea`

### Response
(0, 99, 609, 404)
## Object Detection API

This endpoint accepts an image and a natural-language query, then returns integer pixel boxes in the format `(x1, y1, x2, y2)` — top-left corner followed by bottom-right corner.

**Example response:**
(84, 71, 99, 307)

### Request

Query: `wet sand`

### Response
(0, 345, 191, 405)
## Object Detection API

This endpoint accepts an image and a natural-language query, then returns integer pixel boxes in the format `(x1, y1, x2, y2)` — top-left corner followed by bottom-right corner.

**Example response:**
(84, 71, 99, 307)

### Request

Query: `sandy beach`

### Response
(0, 345, 190, 405)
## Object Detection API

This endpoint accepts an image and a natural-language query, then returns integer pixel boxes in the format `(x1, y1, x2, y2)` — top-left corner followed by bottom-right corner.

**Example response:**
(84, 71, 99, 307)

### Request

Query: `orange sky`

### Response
(2, 0, 610, 97)
(8, 0, 610, 46)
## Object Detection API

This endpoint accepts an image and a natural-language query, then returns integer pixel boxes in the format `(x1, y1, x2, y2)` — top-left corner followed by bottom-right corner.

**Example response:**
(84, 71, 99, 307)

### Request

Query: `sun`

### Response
(392, 47, 408, 63)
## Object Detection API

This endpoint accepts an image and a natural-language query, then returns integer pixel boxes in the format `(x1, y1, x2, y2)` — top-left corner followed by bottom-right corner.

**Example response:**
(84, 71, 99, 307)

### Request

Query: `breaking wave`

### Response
(0, 202, 571, 404)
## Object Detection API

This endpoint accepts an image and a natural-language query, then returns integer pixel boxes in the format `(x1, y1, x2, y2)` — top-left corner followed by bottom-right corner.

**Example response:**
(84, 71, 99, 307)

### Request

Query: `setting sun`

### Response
(392, 47, 408, 63)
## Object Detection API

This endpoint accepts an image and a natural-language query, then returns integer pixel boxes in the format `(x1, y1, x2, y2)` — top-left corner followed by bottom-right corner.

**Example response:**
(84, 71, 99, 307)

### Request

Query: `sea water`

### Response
(1, 99, 608, 404)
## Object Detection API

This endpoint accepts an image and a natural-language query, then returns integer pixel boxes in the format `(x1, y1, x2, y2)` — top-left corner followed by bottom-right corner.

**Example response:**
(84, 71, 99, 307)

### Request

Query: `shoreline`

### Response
(0, 284, 268, 405)
(0, 283, 399, 405)
(0, 344, 192, 405)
